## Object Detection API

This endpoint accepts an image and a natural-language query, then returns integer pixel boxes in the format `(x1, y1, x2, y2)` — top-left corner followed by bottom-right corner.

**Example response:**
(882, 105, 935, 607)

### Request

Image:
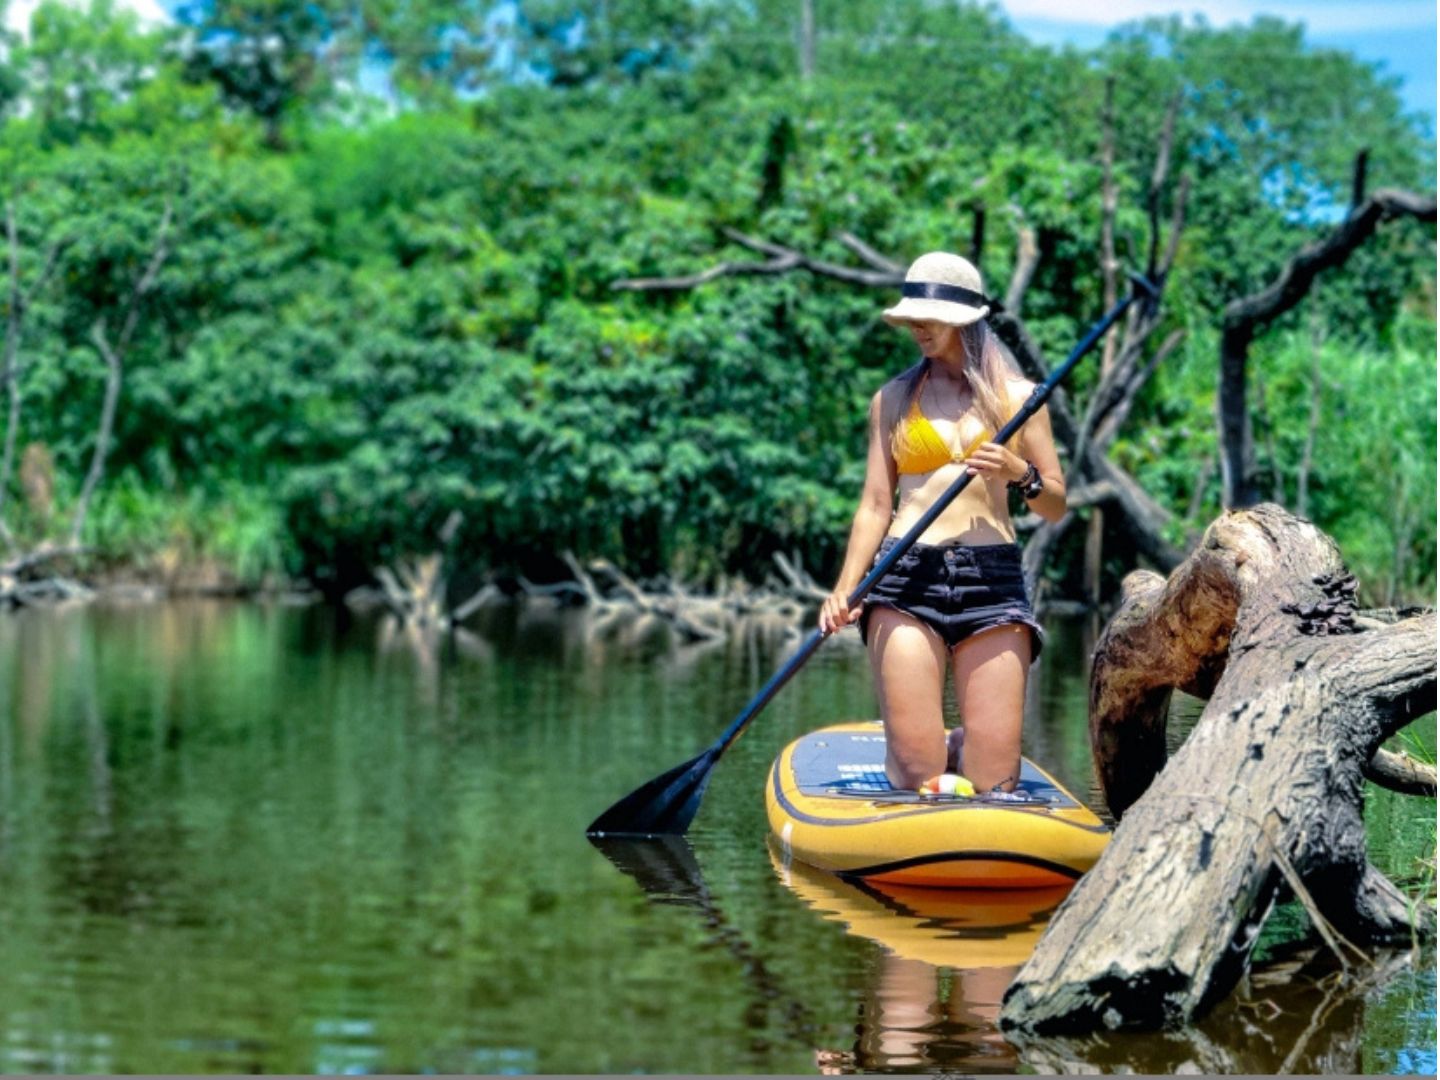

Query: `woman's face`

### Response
(906, 319, 960, 359)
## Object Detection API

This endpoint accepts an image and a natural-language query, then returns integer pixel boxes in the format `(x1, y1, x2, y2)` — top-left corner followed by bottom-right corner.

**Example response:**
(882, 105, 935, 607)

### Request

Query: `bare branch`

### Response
(1092, 328, 1186, 451)
(836, 231, 904, 274)
(1224, 183, 1437, 333)
(1158, 171, 1191, 281)
(1003, 213, 1040, 316)
(1146, 90, 1184, 280)
(613, 228, 903, 292)
(1099, 77, 1120, 374)
(721, 229, 903, 286)
(1364, 747, 1437, 796)
(68, 197, 175, 546)
(1, 543, 92, 575)
(70, 320, 126, 546)
(115, 197, 173, 352)
(1219, 173, 1436, 507)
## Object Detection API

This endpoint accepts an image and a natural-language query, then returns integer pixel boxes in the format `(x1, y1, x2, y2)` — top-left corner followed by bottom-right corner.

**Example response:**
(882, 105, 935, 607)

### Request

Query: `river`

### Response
(0, 599, 1433, 1073)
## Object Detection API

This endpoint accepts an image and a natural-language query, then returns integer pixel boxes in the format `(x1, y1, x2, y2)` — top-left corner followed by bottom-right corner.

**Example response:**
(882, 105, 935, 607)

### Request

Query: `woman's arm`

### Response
(818, 390, 898, 634)
(1016, 401, 1066, 523)
(963, 383, 1067, 524)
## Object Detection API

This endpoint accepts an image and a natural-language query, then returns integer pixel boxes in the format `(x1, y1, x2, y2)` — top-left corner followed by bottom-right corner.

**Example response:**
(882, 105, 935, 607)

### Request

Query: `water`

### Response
(0, 600, 1433, 1074)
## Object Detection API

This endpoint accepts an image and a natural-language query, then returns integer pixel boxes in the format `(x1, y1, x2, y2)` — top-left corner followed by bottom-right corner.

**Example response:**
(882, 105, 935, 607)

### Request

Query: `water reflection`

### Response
(1009, 943, 1426, 1074)
(771, 851, 1067, 1073)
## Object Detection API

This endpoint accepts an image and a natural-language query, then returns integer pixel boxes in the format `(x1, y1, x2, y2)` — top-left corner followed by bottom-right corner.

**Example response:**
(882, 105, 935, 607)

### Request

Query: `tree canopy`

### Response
(0, 0, 1433, 603)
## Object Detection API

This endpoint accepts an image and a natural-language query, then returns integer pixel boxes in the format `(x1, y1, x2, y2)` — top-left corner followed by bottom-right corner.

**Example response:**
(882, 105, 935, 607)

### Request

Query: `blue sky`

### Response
(6, 0, 1435, 126)
(999, 0, 1436, 125)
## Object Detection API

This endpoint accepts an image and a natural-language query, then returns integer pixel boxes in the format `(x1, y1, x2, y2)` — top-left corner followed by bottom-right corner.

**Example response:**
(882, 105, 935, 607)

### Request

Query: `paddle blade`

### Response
(585, 747, 720, 838)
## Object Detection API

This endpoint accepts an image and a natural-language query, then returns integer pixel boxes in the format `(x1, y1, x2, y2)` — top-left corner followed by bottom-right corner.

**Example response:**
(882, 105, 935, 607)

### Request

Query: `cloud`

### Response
(4, 0, 171, 40)
(999, 0, 1436, 34)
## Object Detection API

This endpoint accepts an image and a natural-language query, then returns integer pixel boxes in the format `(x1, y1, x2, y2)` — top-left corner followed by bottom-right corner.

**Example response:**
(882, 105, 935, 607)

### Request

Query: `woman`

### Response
(817, 252, 1066, 794)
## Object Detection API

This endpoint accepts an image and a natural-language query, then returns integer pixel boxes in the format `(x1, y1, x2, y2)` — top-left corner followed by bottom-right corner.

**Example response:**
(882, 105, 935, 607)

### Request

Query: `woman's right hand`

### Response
(818, 589, 864, 636)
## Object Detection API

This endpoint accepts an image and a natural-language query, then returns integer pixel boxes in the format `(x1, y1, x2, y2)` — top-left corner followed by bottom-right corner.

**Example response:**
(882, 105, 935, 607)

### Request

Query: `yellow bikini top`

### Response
(891, 371, 990, 476)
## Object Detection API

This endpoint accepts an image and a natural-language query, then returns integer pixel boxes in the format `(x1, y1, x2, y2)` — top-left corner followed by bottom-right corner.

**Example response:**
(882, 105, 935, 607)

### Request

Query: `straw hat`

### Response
(882, 252, 993, 327)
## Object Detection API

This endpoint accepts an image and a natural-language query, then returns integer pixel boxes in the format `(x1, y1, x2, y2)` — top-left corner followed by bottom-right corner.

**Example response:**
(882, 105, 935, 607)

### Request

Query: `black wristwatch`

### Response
(1008, 462, 1044, 500)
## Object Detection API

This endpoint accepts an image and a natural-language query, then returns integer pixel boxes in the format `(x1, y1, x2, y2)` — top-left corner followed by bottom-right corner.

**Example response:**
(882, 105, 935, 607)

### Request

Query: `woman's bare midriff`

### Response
(889, 463, 1016, 546)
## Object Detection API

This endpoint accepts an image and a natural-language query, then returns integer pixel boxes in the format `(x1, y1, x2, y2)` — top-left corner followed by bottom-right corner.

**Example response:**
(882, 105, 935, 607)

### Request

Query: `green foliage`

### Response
(0, 1, 1432, 601)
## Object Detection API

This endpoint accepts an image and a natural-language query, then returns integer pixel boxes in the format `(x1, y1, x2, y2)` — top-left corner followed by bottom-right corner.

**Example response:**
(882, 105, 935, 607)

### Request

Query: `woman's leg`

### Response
(866, 606, 948, 789)
(950, 624, 1030, 793)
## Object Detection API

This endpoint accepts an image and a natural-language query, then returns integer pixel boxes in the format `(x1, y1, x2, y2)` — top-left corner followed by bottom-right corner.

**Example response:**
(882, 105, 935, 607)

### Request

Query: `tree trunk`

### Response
(999, 504, 1436, 1034)
(797, 0, 815, 81)
(70, 322, 125, 547)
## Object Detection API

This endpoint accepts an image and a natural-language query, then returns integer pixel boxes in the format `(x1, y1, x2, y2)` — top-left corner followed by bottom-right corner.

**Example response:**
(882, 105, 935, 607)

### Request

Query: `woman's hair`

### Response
(881, 321, 1023, 448)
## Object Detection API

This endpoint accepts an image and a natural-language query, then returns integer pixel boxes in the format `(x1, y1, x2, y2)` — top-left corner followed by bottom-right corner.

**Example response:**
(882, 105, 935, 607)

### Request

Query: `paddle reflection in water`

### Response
(590, 837, 824, 1052)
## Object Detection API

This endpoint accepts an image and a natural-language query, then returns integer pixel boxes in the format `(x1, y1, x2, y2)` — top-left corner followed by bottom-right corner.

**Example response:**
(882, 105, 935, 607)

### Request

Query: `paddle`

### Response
(587, 275, 1160, 839)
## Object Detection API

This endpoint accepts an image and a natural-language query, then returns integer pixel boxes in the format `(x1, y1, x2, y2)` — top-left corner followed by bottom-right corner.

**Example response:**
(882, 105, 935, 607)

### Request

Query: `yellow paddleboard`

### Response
(766, 721, 1110, 888)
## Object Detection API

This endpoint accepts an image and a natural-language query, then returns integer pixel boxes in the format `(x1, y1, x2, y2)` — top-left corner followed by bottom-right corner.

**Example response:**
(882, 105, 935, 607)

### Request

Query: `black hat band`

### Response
(901, 281, 992, 308)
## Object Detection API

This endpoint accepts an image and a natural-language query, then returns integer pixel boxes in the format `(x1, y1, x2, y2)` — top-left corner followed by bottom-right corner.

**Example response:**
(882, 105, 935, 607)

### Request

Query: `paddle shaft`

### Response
(708, 290, 1140, 759)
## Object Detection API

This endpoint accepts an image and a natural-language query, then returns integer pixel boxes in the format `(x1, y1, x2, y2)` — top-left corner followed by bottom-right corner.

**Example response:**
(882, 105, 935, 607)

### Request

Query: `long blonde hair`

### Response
(883, 321, 1021, 446)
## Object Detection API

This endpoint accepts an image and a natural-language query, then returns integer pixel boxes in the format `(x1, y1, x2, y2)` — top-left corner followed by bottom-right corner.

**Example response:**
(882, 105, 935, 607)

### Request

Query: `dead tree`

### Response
(1014, 88, 1190, 604)
(614, 97, 1192, 607)
(1218, 152, 1437, 508)
(70, 198, 174, 547)
(367, 510, 498, 630)
(999, 504, 1435, 1034)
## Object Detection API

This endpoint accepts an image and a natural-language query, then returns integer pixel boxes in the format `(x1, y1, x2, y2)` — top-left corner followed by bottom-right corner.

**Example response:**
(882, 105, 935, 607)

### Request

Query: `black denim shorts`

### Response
(859, 537, 1045, 660)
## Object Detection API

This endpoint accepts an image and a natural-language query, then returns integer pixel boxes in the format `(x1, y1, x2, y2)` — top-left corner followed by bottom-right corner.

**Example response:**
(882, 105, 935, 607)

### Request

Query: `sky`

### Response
(1002, 0, 1436, 123)
(3, 0, 1435, 125)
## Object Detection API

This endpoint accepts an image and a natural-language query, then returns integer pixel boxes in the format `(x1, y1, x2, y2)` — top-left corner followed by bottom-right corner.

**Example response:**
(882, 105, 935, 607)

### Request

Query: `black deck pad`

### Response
(789, 727, 1076, 807)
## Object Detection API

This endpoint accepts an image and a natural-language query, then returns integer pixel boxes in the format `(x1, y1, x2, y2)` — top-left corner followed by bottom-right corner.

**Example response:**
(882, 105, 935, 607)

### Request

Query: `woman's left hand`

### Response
(964, 442, 1028, 483)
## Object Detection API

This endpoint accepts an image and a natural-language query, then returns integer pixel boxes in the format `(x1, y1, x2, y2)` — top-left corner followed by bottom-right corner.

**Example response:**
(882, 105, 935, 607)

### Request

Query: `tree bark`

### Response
(999, 504, 1435, 1035)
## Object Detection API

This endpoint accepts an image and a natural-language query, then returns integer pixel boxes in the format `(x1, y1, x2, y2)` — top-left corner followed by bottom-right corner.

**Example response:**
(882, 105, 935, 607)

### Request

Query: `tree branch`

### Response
(1219, 174, 1436, 507)
(1363, 747, 1437, 796)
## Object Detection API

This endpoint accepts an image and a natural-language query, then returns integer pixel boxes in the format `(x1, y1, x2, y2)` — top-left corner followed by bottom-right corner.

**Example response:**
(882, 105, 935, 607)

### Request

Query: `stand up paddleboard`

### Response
(767, 722, 1110, 888)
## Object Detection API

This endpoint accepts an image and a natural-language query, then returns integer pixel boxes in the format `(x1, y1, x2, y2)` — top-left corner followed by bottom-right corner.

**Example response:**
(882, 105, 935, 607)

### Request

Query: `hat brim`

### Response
(882, 297, 989, 327)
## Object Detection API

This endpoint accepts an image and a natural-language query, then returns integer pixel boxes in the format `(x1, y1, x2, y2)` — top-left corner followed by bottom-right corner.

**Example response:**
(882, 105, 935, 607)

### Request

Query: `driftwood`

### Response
(516, 549, 824, 643)
(0, 544, 93, 607)
(363, 510, 500, 630)
(1000, 504, 1435, 1034)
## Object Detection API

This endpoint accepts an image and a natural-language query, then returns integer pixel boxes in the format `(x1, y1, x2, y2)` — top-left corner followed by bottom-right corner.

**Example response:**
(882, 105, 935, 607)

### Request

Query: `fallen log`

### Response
(0, 543, 94, 608)
(516, 551, 821, 643)
(999, 504, 1435, 1034)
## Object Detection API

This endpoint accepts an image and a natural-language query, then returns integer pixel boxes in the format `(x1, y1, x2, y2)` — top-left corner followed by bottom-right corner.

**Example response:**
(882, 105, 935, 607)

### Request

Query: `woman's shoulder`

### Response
(874, 363, 924, 402)
(1003, 376, 1037, 408)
